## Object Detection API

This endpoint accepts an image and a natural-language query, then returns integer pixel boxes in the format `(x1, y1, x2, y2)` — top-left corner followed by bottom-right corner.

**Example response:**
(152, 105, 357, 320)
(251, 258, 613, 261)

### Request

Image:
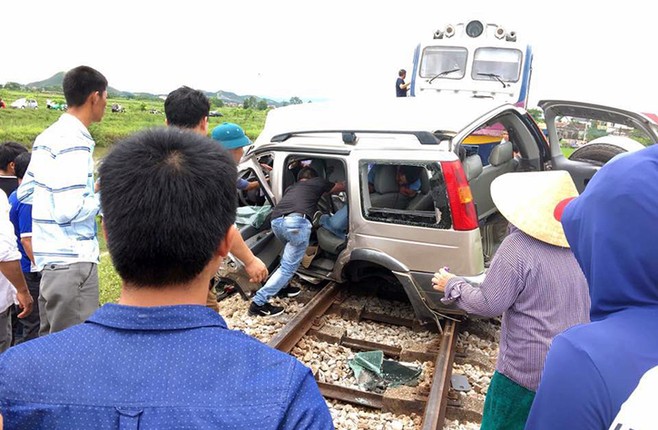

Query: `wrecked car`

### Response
(218, 97, 658, 326)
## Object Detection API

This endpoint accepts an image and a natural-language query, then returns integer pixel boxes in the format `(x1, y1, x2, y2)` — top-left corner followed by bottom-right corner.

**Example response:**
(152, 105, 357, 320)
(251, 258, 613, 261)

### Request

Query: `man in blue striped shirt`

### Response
(17, 65, 107, 335)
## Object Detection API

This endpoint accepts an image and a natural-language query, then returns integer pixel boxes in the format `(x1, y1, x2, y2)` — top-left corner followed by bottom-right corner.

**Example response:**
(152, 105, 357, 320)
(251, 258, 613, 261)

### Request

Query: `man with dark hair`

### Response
(164, 87, 268, 311)
(8, 152, 40, 344)
(17, 65, 107, 335)
(397, 165, 422, 197)
(396, 69, 410, 97)
(0, 127, 333, 429)
(164, 86, 211, 129)
(250, 166, 345, 317)
(0, 142, 28, 197)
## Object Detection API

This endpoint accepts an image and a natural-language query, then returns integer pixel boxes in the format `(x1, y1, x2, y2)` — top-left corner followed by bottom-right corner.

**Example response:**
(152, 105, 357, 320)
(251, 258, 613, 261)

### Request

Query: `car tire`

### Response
(568, 143, 626, 166)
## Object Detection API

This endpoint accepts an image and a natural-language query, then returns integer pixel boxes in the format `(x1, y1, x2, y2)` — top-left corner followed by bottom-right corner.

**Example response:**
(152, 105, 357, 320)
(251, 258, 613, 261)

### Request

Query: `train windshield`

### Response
(419, 46, 467, 79)
(472, 48, 522, 82)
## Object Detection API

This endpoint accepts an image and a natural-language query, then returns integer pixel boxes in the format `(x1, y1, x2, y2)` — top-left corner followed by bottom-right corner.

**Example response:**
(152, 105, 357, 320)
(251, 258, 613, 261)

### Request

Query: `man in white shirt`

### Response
(0, 192, 32, 352)
(17, 65, 107, 335)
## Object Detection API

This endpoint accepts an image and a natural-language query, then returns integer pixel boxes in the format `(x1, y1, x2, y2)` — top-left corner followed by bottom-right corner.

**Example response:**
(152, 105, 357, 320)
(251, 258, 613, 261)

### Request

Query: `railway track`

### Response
(268, 281, 461, 430)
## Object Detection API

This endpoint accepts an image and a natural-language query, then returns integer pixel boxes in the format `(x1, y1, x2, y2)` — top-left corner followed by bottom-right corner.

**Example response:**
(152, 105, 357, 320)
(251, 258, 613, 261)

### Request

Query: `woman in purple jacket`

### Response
(432, 171, 590, 430)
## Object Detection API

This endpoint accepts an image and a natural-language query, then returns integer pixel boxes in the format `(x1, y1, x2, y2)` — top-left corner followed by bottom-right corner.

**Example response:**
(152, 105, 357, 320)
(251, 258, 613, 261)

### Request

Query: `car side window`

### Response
(360, 161, 451, 229)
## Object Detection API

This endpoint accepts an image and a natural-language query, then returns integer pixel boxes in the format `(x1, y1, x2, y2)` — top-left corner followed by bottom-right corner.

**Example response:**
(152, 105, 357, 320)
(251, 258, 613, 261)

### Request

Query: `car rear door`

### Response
(540, 100, 658, 192)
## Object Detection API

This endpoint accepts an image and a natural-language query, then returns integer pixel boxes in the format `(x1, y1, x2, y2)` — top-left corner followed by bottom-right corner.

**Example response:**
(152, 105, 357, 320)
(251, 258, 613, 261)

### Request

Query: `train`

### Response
(409, 19, 533, 108)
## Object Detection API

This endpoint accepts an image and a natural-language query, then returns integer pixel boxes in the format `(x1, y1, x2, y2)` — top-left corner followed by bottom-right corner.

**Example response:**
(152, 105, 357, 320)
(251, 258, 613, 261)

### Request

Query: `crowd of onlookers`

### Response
(0, 64, 656, 430)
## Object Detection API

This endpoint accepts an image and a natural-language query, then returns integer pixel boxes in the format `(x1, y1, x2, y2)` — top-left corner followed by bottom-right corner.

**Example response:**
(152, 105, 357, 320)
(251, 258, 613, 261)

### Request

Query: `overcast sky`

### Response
(2, 0, 655, 112)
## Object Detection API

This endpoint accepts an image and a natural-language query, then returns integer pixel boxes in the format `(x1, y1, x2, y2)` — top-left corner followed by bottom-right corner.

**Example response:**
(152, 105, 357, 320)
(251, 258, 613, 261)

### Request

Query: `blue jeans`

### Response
(252, 214, 311, 306)
(319, 205, 348, 239)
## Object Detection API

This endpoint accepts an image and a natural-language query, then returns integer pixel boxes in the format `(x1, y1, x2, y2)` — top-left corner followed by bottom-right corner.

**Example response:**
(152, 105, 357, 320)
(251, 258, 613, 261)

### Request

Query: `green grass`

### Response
(95, 217, 121, 304)
(99, 255, 122, 305)
(0, 89, 268, 149)
(561, 147, 575, 158)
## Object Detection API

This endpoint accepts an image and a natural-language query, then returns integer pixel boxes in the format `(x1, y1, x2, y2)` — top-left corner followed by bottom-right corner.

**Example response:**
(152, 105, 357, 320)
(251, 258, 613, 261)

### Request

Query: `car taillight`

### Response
(440, 160, 478, 231)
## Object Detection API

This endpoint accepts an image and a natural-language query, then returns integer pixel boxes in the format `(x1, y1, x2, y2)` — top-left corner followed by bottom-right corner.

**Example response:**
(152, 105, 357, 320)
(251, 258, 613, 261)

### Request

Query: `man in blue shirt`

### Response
(0, 128, 333, 429)
(396, 69, 410, 97)
(8, 152, 40, 344)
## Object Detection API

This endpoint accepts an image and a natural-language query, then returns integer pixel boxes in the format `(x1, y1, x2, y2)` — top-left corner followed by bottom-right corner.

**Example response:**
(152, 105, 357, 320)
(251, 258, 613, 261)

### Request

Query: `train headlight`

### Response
(445, 24, 455, 38)
(466, 20, 484, 38)
(495, 26, 505, 39)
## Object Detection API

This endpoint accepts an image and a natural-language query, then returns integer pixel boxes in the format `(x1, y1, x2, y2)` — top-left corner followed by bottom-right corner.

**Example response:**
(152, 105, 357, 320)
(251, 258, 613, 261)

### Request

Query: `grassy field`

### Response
(96, 219, 122, 304)
(0, 89, 268, 149)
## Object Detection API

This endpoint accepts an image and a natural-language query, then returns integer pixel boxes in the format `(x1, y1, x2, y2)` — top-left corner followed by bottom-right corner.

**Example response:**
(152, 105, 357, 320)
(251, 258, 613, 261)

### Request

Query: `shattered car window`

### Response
(360, 161, 451, 229)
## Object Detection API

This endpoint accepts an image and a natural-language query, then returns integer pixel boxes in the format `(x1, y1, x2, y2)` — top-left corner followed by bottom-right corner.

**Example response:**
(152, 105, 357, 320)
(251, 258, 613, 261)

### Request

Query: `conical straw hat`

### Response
(490, 171, 578, 248)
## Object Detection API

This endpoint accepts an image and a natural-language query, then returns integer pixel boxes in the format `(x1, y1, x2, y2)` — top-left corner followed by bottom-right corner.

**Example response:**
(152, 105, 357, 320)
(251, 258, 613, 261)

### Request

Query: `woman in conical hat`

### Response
(432, 170, 590, 430)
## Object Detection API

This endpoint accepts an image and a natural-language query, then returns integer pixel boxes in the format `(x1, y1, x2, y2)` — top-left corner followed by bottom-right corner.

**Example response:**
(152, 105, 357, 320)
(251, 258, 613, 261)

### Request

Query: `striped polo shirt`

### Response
(17, 113, 100, 270)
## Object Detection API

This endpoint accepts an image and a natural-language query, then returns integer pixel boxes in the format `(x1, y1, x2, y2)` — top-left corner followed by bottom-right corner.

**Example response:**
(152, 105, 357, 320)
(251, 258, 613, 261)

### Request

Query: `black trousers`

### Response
(11, 271, 41, 346)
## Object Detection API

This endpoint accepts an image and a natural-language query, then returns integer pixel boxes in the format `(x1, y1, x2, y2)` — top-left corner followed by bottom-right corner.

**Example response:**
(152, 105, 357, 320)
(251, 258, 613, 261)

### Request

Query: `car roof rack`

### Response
(270, 130, 440, 145)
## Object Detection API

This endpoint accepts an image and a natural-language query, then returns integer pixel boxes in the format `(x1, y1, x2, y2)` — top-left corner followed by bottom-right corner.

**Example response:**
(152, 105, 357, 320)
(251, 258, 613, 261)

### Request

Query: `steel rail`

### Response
(270, 283, 460, 425)
(268, 281, 341, 352)
(421, 319, 458, 430)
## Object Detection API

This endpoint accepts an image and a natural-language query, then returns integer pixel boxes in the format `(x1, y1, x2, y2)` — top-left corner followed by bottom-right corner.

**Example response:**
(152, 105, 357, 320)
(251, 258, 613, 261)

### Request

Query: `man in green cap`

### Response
(211, 122, 260, 192)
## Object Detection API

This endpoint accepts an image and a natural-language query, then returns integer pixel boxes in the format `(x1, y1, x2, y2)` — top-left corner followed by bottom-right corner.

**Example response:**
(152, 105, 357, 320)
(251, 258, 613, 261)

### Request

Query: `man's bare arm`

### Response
(229, 227, 268, 283)
(20, 237, 35, 266)
(0, 260, 32, 317)
(329, 181, 346, 195)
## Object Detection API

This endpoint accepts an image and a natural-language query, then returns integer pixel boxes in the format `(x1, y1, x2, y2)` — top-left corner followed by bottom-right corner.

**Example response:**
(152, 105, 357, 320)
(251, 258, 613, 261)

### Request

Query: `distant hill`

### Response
(21, 72, 285, 107)
(27, 72, 65, 89)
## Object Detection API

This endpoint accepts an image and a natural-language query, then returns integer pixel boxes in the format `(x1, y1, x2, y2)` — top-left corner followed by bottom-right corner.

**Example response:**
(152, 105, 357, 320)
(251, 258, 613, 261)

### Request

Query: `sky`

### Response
(2, 0, 656, 112)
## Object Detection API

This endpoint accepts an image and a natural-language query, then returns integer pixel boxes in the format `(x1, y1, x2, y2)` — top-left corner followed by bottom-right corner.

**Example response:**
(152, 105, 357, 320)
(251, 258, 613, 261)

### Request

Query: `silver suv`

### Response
(221, 97, 658, 325)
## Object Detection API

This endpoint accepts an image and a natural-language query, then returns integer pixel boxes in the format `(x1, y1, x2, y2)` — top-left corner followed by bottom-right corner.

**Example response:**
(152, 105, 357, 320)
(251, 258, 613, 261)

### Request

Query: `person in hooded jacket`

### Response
(525, 145, 658, 430)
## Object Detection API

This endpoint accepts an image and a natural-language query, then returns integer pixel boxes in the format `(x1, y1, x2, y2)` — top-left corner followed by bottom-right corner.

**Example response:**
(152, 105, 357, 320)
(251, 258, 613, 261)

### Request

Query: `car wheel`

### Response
(568, 143, 627, 167)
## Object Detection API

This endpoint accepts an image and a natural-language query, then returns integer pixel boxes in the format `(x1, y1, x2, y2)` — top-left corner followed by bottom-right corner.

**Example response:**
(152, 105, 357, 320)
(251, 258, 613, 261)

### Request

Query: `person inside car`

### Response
(396, 165, 422, 197)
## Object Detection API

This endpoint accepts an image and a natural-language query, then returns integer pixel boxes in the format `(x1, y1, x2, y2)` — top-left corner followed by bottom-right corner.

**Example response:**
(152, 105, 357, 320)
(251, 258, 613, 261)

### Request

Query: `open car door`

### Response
(540, 100, 658, 192)
(215, 155, 284, 299)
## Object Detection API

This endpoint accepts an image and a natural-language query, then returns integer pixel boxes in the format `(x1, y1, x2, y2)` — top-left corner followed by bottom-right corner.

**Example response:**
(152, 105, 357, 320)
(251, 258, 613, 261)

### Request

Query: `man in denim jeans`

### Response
(249, 167, 345, 317)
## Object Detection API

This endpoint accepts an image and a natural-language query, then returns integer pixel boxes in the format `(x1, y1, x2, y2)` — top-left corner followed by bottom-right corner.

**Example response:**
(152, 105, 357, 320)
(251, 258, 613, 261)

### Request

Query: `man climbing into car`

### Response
(249, 166, 345, 317)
